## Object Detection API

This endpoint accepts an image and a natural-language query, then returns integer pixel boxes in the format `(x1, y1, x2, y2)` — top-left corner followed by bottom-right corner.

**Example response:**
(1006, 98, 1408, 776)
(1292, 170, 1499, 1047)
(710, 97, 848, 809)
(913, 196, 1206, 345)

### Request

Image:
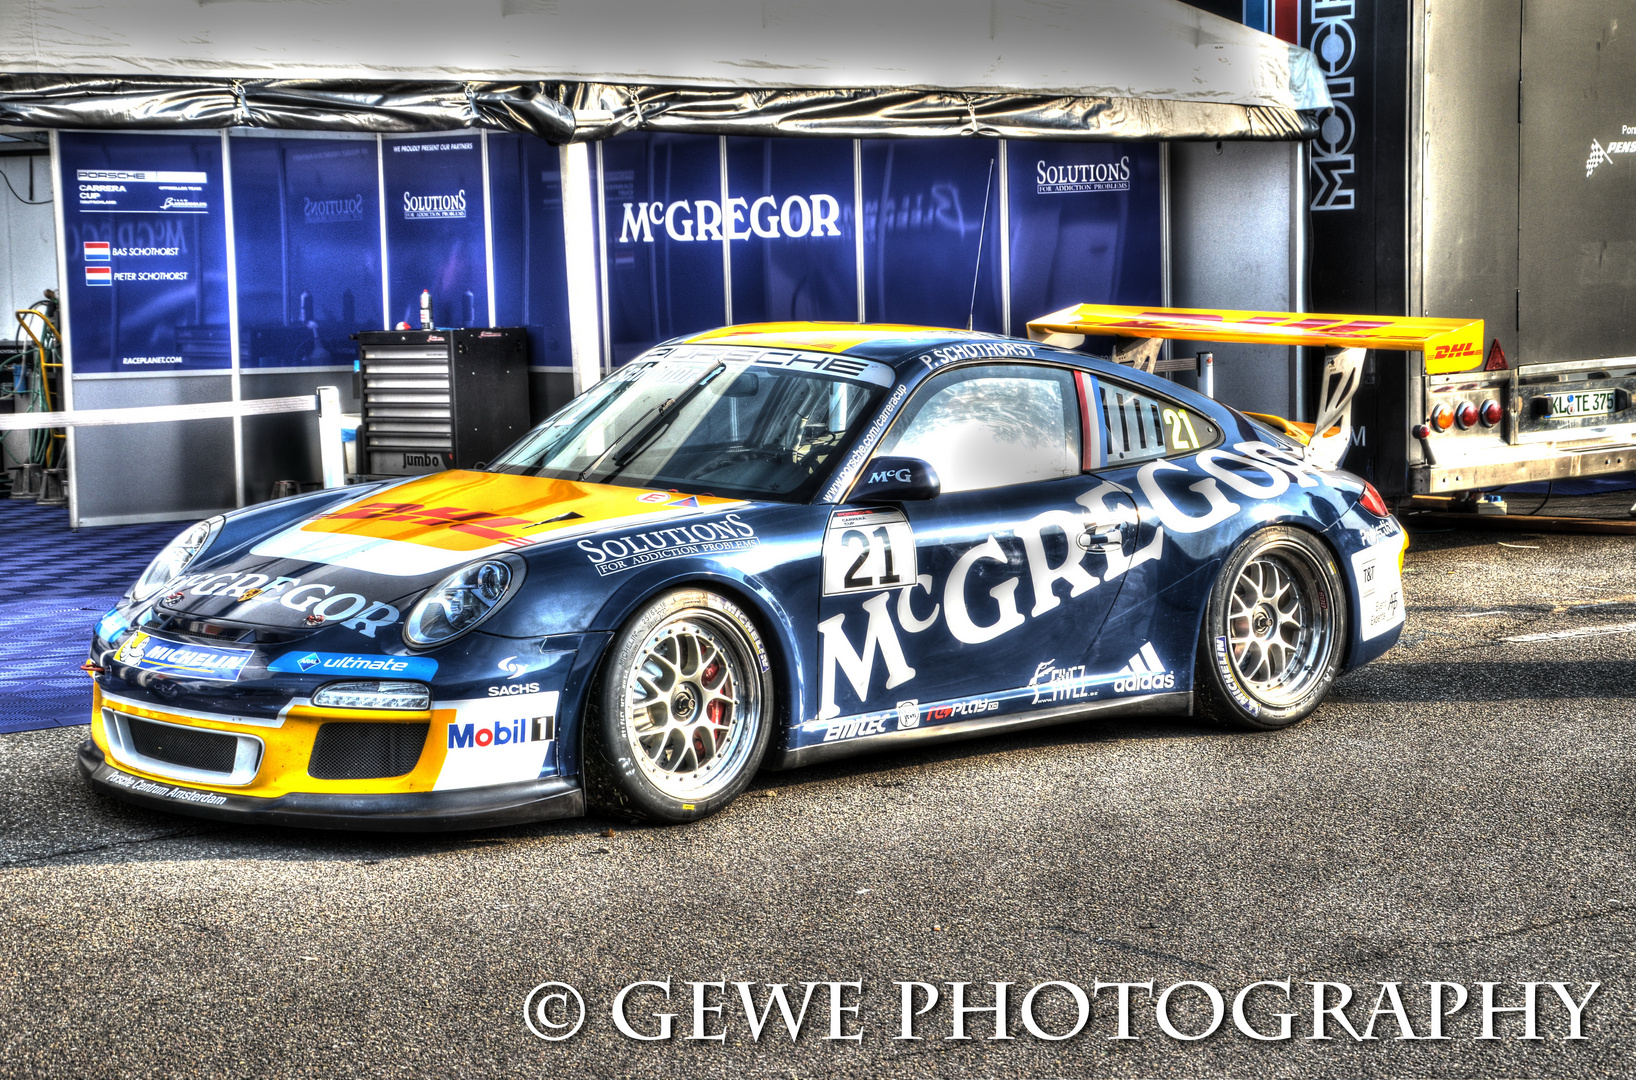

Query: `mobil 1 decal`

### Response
(435, 692, 560, 791)
(822, 507, 916, 596)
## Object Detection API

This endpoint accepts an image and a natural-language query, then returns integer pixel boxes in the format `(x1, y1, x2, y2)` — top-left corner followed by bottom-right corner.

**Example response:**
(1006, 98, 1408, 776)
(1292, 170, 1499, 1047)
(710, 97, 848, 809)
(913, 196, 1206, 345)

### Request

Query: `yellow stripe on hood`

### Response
(249, 472, 744, 577)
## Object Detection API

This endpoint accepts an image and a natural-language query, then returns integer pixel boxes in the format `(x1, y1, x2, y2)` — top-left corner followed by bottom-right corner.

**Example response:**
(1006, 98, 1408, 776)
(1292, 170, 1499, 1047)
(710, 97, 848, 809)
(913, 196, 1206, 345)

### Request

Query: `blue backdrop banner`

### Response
(56, 131, 1163, 383)
(861, 138, 1004, 333)
(488, 133, 572, 369)
(724, 137, 857, 326)
(601, 132, 728, 365)
(381, 134, 489, 330)
(1007, 142, 1163, 336)
(58, 132, 231, 375)
(229, 135, 382, 370)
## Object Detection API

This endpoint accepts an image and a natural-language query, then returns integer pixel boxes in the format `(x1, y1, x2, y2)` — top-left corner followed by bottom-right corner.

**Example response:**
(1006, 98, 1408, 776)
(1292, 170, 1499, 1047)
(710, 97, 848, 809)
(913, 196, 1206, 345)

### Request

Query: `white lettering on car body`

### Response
(170, 571, 401, 637)
(815, 442, 1341, 716)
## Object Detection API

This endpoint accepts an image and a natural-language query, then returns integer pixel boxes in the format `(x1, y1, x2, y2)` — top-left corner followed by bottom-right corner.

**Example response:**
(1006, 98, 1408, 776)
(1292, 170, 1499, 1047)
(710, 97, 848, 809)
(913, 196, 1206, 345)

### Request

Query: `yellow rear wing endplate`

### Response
(1026, 304, 1485, 375)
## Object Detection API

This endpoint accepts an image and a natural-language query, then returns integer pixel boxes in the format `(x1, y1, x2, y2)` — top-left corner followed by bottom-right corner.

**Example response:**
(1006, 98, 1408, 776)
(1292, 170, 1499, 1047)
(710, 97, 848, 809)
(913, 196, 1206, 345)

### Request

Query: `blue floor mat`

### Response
(0, 500, 191, 734)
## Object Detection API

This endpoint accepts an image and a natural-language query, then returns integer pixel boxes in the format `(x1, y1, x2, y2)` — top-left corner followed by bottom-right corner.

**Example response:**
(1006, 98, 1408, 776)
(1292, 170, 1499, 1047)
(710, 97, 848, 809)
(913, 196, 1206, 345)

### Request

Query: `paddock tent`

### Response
(0, 0, 1330, 141)
(0, 0, 1331, 527)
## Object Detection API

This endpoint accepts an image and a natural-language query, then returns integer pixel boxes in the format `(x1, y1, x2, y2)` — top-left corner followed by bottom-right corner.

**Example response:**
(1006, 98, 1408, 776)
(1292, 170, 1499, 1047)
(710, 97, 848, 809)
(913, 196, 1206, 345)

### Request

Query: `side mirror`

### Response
(850, 456, 940, 502)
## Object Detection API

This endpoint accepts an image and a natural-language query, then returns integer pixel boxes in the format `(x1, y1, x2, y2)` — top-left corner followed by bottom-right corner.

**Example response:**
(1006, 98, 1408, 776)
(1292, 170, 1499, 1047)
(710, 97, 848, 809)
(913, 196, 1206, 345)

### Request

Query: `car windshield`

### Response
(487, 345, 890, 502)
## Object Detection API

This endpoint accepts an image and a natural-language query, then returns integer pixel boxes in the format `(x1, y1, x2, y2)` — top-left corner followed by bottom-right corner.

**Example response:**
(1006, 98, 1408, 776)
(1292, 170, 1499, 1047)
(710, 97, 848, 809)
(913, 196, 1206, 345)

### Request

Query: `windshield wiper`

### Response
(576, 362, 726, 482)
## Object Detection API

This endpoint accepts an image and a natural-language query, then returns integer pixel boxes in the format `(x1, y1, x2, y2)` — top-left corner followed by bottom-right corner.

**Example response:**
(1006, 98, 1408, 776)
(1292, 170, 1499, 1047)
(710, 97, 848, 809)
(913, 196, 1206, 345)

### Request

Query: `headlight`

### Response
(404, 556, 524, 647)
(132, 516, 224, 602)
(312, 680, 431, 710)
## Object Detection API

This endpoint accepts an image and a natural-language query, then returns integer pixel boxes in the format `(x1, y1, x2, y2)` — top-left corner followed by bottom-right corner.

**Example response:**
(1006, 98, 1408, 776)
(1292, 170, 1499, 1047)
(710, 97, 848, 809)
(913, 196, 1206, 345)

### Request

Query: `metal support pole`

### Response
(1196, 351, 1215, 398)
(316, 385, 345, 489)
(559, 142, 602, 395)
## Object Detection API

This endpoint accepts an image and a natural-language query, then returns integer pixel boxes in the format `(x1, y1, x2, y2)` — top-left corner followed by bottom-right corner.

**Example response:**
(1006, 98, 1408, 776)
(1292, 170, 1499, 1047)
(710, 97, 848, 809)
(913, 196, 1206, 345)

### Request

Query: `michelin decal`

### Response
(114, 632, 252, 682)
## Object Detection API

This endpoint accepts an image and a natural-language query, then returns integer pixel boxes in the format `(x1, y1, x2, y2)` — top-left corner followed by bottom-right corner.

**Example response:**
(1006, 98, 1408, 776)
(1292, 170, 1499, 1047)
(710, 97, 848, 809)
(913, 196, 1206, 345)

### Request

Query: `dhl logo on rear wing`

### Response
(1026, 304, 1486, 375)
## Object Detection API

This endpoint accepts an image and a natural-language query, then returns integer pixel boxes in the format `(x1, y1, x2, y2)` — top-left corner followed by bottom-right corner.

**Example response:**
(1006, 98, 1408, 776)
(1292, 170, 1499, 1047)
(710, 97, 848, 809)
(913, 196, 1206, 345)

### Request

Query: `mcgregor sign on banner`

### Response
(617, 193, 845, 243)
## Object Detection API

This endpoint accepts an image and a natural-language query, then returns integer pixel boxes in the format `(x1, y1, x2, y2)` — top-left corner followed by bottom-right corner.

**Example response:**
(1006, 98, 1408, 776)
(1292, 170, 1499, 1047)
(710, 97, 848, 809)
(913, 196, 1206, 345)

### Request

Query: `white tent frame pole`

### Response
(481, 129, 497, 328)
(220, 130, 245, 508)
(376, 133, 390, 330)
(595, 140, 610, 375)
(560, 141, 602, 394)
(48, 130, 77, 528)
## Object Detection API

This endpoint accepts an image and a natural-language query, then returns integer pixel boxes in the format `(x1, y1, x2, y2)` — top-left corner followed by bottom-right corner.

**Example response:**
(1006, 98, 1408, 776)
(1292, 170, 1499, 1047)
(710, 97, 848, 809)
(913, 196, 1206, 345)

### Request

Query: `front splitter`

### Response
(78, 741, 585, 832)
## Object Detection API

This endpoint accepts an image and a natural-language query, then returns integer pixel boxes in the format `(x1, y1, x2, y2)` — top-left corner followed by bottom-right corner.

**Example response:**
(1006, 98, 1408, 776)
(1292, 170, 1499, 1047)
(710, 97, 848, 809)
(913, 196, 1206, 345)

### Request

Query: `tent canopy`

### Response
(0, 0, 1331, 141)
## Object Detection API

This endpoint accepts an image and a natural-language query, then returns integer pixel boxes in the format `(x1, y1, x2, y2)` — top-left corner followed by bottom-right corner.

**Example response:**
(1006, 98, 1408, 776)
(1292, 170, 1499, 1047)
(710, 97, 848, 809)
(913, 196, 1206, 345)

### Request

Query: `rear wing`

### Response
(1026, 304, 1485, 375)
(1026, 303, 1486, 470)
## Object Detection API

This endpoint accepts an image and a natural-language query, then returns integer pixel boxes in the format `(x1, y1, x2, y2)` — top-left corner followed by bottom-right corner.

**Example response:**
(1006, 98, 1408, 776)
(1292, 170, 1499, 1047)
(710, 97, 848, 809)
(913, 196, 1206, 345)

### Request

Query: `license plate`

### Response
(1548, 389, 1615, 417)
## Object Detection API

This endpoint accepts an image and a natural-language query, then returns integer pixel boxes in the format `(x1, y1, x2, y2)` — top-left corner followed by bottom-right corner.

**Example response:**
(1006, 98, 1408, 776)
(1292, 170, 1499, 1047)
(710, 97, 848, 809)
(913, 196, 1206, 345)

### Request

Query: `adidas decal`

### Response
(1111, 643, 1175, 693)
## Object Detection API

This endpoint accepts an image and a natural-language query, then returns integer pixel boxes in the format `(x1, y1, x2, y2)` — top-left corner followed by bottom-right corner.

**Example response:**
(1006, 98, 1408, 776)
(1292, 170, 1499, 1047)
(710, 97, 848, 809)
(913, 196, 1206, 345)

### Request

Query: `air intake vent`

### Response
(127, 717, 238, 774)
(308, 722, 430, 780)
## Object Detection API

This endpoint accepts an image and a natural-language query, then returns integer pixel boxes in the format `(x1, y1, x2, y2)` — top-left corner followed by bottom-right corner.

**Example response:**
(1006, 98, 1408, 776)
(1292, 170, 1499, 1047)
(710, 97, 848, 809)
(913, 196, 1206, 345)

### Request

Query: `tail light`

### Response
(1455, 402, 1479, 429)
(1480, 399, 1502, 426)
(1431, 404, 1455, 431)
(1359, 481, 1390, 518)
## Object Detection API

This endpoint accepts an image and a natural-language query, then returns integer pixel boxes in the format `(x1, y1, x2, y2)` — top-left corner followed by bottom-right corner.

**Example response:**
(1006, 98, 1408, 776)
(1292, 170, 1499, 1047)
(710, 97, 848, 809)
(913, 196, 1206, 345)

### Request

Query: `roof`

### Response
(678, 321, 1092, 372)
(683, 322, 995, 355)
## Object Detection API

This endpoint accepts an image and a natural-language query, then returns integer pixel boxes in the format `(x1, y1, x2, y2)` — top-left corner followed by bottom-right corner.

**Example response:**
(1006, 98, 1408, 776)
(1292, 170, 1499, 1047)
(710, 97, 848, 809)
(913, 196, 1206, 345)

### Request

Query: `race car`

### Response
(78, 315, 1408, 829)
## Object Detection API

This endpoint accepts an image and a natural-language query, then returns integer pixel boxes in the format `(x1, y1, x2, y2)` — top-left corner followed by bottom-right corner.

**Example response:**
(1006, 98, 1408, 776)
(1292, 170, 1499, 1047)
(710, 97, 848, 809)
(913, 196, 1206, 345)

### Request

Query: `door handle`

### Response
(1078, 523, 1126, 552)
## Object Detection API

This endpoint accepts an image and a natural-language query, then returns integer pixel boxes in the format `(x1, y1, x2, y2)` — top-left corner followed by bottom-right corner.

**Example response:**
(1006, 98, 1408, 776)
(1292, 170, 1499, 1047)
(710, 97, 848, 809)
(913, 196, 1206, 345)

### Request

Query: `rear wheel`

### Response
(583, 589, 772, 823)
(1195, 527, 1347, 731)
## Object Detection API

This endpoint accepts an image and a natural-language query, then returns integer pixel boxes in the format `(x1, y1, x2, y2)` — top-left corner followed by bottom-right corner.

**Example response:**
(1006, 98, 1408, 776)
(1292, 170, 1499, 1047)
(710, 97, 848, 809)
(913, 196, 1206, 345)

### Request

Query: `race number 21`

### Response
(822, 507, 918, 595)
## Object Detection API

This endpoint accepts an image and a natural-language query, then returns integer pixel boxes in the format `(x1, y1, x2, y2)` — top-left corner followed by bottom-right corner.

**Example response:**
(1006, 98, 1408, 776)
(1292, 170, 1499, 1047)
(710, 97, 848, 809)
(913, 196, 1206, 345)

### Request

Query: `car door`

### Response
(1075, 370, 1228, 692)
(810, 362, 1139, 737)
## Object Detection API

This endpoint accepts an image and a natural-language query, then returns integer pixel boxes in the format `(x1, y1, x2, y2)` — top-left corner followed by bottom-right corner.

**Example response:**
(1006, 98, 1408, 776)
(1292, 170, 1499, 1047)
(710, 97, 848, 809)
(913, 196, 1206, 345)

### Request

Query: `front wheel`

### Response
(583, 589, 773, 823)
(1195, 527, 1348, 731)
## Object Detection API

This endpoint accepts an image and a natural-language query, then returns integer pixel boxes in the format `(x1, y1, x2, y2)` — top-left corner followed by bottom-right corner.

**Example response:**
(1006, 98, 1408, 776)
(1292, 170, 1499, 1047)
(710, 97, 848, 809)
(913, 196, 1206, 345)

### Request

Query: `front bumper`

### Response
(79, 740, 584, 831)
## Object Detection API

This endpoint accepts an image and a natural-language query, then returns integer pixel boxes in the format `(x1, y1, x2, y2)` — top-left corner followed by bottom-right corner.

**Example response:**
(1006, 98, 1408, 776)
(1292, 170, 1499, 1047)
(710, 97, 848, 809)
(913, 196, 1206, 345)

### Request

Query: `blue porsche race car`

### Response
(79, 315, 1406, 829)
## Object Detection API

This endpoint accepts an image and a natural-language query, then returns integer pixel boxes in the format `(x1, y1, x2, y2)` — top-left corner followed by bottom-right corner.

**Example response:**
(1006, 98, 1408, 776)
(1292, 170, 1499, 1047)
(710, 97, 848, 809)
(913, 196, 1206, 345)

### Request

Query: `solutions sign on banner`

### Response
(58, 132, 231, 375)
(381, 135, 489, 330)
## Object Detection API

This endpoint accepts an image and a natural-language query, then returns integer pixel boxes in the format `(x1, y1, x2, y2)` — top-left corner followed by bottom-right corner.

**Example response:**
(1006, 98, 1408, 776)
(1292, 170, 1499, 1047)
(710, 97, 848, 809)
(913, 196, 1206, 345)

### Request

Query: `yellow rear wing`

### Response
(1026, 303, 1486, 375)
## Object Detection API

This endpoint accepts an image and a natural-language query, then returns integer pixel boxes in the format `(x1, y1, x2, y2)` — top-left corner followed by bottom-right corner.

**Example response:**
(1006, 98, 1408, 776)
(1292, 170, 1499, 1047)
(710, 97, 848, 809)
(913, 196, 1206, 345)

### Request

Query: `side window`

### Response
(875, 364, 1080, 492)
(1092, 377, 1220, 467)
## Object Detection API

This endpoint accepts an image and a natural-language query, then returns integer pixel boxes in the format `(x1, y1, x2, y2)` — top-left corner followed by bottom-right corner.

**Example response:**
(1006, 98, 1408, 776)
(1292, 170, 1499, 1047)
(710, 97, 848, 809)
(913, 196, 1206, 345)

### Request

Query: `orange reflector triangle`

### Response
(1483, 338, 1509, 370)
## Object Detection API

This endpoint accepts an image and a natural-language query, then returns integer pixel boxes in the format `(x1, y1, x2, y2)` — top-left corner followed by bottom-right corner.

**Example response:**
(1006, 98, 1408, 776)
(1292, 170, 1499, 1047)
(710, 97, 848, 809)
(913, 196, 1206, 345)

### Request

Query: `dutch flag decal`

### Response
(83, 241, 110, 262)
(84, 266, 112, 286)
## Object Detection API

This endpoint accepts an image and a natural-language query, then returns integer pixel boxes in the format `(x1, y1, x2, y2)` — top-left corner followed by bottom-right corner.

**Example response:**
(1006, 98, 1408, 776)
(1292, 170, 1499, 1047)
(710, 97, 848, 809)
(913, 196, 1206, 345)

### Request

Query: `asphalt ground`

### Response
(2, 518, 1635, 1079)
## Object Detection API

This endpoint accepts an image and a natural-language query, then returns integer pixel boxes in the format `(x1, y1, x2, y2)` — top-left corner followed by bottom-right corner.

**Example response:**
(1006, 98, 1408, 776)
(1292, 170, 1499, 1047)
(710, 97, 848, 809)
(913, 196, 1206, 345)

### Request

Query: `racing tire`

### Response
(1195, 526, 1348, 731)
(583, 589, 773, 824)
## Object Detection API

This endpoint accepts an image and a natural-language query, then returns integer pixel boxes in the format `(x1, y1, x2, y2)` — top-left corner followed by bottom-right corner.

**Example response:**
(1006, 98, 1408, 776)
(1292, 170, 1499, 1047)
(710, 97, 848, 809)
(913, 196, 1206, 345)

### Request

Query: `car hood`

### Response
(156, 471, 753, 634)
